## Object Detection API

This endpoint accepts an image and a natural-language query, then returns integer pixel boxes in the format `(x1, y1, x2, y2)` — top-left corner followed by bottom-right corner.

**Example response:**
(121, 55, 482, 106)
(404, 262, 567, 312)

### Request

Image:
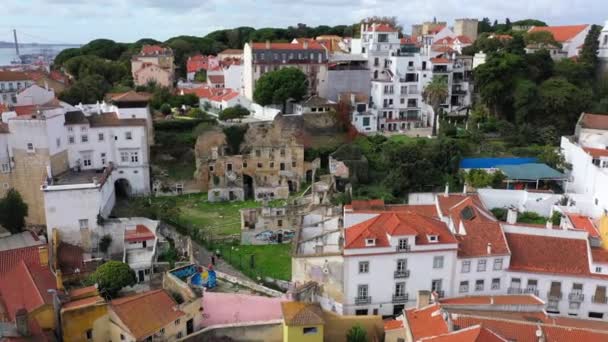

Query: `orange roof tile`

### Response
(528, 25, 589, 42)
(439, 295, 543, 306)
(579, 113, 608, 130)
(281, 301, 324, 326)
(124, 224, 155, 242)
(458, 221, 509, 258)
(591, 248, 608, 263)
(251, 41, 325, 51)
(384, 319, 404, 331)
(208, 75, 225, 84)
(0, 71, 31, 82)
(68, 285, 98, 299)
(345, 212, 457, 249)
(567, 213, 599, 237)
(405, 303, 449, 340)
(110, 290, 185, 340)
(505, 233, 592, 276)
(419, 325, 504, 342)
(62, 295, 105, 310)
(372, 23, 398, 32)
(140, 45, 171, 55)
(431, 57, 450, 64)
(107, 90, 151, 103)
(0, 261, 56, 321)
(583, 147, 608, 158)
(0, 245, 45, 275)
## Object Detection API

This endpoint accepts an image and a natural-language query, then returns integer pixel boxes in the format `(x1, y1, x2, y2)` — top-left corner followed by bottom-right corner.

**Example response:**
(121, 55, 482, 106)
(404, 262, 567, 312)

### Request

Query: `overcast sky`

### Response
(1, 0, 606, 44)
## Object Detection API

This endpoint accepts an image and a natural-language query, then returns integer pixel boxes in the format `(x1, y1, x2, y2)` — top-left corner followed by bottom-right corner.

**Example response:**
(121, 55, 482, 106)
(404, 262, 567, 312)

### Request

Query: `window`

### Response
(159, 328, 165, 335)
(82, 153, 92, 167)
(395, 282, 406, 296)
(68, 136, 75, 144)
(257, 162, 263, 168)
(491, 278, 501, 290)
(280, 163, 285, 170)
(461, 260, 471, 273)
(101, 153, 106, 165)
(120, 151, 129, 163)
(427, 235, 438, 242)
(125, 131, 133, 140)
(359, 261, 369, 273)
(397, 259, 407, 272)
(81, 134, 88, 143)
(431, 279, 442, 292)
(398, 239, 409, 251)
(1, 163, 9, 173)
(80, 126, 87, 132)
(362, 117, 370, 126)
(130, 151, 139, 163)
(569, 301, 581, 310)
(79, 219, 89, 229)
(98, 133, 104, 141)
(280, 149, 286, 157)
(277, 219, 283, 227)
(459, 281, 469, 293)
(433, 256, 444, 269)
(475, 279, 484, 291)
(85, 329, 92, 341)
(596, 266, 602, 273)
(493, 258, 503, 270)
(255, 149, 261, 157)
(477, 259, 487, 272)
(120, 334, 125, 341)
(227, 163, 233, 171)
(365, 238, 375, 246)
(303, 327, 318, 335)
(357, 285, 368, 298)
(270, 162, 274, 168)
(242, 162, 247, 168)
(56, 138, 61, 148)
(27, 143, 34, 152)
(292, 161, 296, 167)
(177, 332, 183, 338)
(174, 319, 181, 326)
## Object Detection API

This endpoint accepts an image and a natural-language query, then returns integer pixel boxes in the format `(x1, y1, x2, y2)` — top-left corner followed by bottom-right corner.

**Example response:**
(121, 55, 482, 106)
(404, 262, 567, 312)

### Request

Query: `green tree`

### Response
(538, 77, 593, 132)
(89, 261, 136, 298)
(512, 19, 548, 27)
(524, 31, 561, 48)
(223, 125, 248, 155)
(346, 324, 367, 342)
(474, 52, 525, 117)
(513, 80, 540, 124)
(524, 49, 554, 83)
(194, 69, 207, 82)
(423, 76, 448, 136)
(160, 103, 172, 115)
(99, 235, 113, 254)
(219, 105, 250, 121)
(478, 18, 493, 34)
(253, 67, 307, 112)
(0, 189, 28, 234)
(506, 33, 526, 55)
(579, 24, 602, 69)
(58, 74, 110, 105)
(554, 58, 593, 87)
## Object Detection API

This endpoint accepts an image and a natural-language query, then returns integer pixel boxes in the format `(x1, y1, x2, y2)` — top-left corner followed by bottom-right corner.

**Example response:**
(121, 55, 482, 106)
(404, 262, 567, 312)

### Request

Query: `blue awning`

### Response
(460, 157, 538, 169)
(496, 163, 566, 181)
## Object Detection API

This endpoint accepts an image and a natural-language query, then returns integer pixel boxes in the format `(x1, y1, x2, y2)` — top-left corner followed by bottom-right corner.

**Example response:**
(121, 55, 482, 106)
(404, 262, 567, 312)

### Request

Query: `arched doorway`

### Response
(243, 175, 254, 200)
(115, 179, 132, 198)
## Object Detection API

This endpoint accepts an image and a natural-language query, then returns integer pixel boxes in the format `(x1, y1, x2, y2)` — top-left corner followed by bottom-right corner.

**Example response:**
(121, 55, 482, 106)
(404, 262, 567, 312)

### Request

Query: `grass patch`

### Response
(388, 135, 415, 144)
(309, 133, 349, 149)
(212, 242, 292, 281)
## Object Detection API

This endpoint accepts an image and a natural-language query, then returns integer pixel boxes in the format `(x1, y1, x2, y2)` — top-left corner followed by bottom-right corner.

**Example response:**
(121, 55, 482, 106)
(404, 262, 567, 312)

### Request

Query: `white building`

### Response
(339, 92, 377, 134)
(15, 84, 55, 106)
(599, 20, 608, 76)
(122, 219, 159, 283)
(527, 25, 591, 58)
(561, 113, 608, 218)
(0, 71, 34, 105)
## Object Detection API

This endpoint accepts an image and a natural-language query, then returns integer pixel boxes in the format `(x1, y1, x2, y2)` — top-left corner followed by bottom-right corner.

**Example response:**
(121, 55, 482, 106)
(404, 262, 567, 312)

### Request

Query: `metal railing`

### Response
(394, 270, 410, 279)
(396, 245, 411, 252)
(392, 294, 409, 303)
(568, 292, 584, 302)
(592, 295, 608, 304)
(524, 288, 539, 296)
(355, 296, 372, 305)
(547, 292, 563, 300)
(507, 287, 523, 294)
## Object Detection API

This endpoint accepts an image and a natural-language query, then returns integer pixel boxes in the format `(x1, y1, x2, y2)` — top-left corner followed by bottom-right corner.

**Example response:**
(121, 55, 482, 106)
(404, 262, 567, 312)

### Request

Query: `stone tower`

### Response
(454, 18, 479, 41)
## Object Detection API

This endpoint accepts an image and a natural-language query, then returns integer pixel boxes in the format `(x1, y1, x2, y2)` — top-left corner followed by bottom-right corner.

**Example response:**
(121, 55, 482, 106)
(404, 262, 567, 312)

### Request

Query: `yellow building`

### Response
(60, 286, 109, 342)
(281, 302, 325, 342)
(600, 215, 608, 250)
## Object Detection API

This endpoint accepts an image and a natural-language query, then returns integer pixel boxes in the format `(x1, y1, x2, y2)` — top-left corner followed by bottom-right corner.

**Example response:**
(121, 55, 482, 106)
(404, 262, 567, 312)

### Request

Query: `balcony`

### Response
(507, 287, 523, 294)
(568, 292, 584, 302)
(392, 294, 409, 303)
(394, 270, 410, 279)
(396, 245, 411, 252)
(434, 291, 445, 299)
(523, 287, 539, 296)
(547, 292, 563, 301)
(355, 296, 372, 305)
(592, 296, 608, 304)
(451, 87, 467, 95)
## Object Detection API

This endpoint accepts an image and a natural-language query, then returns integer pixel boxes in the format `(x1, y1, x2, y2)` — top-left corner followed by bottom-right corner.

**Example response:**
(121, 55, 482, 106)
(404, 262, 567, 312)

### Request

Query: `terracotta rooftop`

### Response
(62, 295, 105, 310)
(591, 248, 608, 264)
(567, 213, 599, 237)
(110, 289, 184, 340)
(0, 71, 31, 82)
(281, 301, 325, 326)
(187, 54, 216, 73)
(107, 90, 151, 103)
(218, 49, 243, 55)
(457, 221, 509, 258)
(583, 147, 608, 158)
(405, 303, 449, 340)
(180, 86, 240, 102)
(431, 57, 450, 64)
(201, 292, 284, 326)
(208, 75, 225, 84)
(139, 44, 172, 56)
(0, 245, 45, 275)
(384, 319, 404, 331)
(345, 212, 457, 249)
(439, 294, 543, 306)
(251, 41, 325, 51)
(505, 233, 593, 276)
(418, 325, 504, 342)
(124, 224, 155, 242)
(528, 25, 589, 42)
(579, 113, 608, 130)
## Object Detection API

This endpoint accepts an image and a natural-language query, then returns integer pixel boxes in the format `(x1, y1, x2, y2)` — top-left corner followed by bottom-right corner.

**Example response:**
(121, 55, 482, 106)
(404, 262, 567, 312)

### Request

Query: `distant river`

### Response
(0, 45, 78, 66)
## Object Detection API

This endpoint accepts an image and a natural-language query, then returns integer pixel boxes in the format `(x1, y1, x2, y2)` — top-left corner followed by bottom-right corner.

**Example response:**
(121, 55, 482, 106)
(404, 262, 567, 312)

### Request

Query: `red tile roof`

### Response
(0, 261, 56, 321)
(124, 224, 155, 243)
(384, 319, 404, 331)
(583, 147, 608, 158)
(439, 295, 543, 306)
(528, 25, 589, 42)
(567, 213, 599, 237)
(431, 57, 450, 64)
(58, 242, 97, 276)
(345, 212, 457, 249)
(579, 113, 608, 130)
(208, 75, 225, 84)
(62, 295, 105, 310)
(180, 86, 240, 102)
(0, 245, 44, 275)
(251, 41, 325, 51)
(107, 91, 151, 103)
(591, 248, 608, 263)
(419, 325, 504, 342)
(187, 55, 216, 73)
(345, 200, 438, 218)
(110, 289, 185, 340)
(0, 71, 31, 82)
(140, 45, 171, 55)
(348, 199, 386, 211)
(405, 303, 449, 340)
(372, 23, 398, 32)
(505, 233, 592, 276)
(219, 49, 243, 55)
(458, 221, 510, 258)
(13, 104, 37, 116)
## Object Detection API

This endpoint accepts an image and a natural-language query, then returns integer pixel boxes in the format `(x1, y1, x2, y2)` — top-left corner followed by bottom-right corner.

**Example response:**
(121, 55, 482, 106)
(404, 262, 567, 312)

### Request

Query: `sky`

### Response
(0, 0, 606, 44)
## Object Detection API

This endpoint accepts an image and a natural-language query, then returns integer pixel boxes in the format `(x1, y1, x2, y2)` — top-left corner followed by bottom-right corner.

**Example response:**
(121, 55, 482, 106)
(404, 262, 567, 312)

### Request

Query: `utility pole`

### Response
(13, 29, 20, 57)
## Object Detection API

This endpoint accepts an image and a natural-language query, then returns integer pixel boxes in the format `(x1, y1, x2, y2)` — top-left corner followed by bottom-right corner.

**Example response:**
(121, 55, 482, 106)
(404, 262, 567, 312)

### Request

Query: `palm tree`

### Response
(423, 75, 449, 136)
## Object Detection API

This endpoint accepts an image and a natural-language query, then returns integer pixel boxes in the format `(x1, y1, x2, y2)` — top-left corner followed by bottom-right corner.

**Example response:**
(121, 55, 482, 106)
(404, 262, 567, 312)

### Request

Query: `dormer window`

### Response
(428, 235, 438, 243)
(365, 238, 376, 247)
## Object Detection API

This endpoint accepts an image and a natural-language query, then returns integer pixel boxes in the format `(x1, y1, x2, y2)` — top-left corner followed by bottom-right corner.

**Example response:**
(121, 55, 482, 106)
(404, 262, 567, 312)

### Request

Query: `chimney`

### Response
(506, 208, 518, 224)
(486, 243, 492, 255)
(265, 40, 271, 49)
(443, 183, 449, 197)
(417, 290, 431, 309)
(462, 183, 467, 194)
(15, 309, 29, 337)
(546, 220, 553, 230)
(303, 40, 309, 49)
(38, 245, 48, 267)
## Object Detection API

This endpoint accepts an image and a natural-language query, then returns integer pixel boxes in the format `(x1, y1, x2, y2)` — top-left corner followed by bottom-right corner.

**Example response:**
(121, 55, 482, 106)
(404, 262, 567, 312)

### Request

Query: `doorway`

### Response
(243, 175, 254, 200)
(138, 270, 145, 283)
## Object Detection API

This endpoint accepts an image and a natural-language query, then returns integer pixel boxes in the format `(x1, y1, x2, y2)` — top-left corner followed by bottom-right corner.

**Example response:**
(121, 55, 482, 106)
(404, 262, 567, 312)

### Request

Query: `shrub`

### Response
(89, 261, 136, 298)
(160, 103, 172, 115)
(219, 105, 250, 121)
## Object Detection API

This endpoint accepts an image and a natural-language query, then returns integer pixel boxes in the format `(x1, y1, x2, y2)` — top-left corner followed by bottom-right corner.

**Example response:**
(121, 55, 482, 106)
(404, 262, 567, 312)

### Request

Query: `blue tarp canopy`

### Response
(496, 163, 566, 181)
(460, 157, 538, 169)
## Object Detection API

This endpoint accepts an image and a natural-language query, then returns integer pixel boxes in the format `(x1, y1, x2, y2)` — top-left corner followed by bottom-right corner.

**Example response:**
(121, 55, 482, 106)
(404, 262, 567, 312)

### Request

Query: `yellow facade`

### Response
(600, 215, 608, 250)
(61, 303, 109, 342)
(282, 322, 324, 342)
(32, 304, 56, 330)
